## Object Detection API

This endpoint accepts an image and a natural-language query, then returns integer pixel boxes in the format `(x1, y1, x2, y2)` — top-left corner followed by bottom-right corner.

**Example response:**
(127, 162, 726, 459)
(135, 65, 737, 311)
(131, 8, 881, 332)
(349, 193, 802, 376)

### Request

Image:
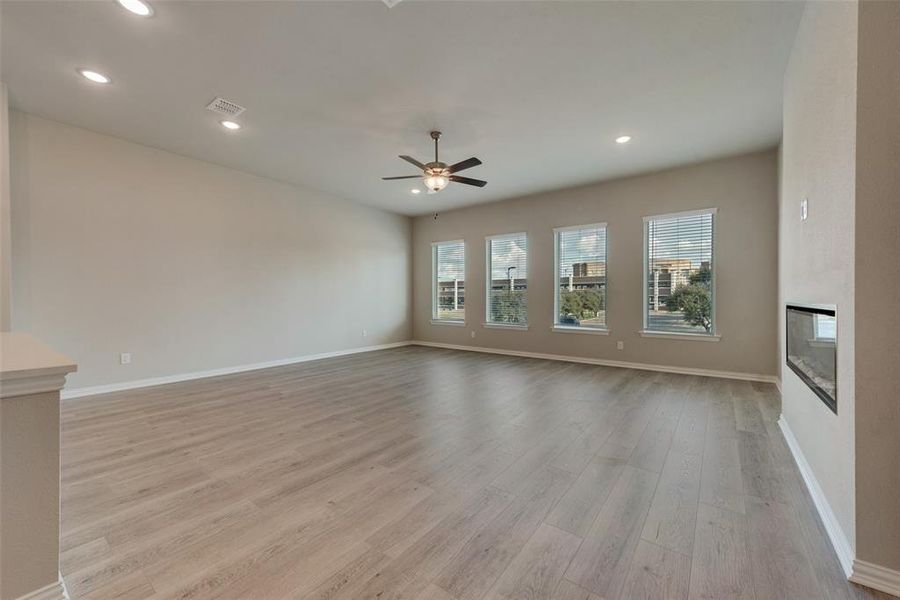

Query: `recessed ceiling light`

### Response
(116, 0, 153, 16)
(410, 188, 421, 195)
(220, 120, 241, 130)
(78, 69, 111, 84)
(615, 135, 632, 144)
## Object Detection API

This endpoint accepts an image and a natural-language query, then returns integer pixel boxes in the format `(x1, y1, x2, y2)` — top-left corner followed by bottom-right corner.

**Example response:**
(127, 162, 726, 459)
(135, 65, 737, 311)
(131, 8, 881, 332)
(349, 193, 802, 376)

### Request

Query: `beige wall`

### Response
(9, 112, 412, 389)
(1, 83, 10, 332)
(779, 0, 857, 553)
(0, 391, 61, 599)
(412, 150, 778, 377)
(854, 0, 900, 572)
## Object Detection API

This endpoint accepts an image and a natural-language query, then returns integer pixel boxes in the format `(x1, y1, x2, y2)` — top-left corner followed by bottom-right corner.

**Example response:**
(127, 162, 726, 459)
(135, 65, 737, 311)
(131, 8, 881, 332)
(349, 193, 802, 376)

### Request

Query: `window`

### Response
(486, 232, 528, 326)
(554, 224, 608, 330)
(432, 240, 465, 323)
(813, 313, 836, 342)
(644, 209, 716, 335)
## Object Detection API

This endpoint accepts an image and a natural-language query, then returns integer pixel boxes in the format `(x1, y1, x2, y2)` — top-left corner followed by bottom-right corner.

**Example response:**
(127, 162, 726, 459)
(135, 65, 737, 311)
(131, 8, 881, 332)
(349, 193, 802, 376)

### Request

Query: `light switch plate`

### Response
(120, 352, 131, 365)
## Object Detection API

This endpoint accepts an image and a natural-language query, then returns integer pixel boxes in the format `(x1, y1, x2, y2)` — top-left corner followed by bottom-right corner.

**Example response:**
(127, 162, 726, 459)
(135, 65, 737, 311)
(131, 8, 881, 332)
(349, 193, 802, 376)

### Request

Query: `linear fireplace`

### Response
(786, 304, 837, 414)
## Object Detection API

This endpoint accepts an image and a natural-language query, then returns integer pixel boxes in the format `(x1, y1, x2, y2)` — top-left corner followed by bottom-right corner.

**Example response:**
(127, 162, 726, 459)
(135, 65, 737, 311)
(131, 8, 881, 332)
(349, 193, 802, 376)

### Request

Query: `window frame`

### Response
(641, 207, 719, 340)
(431, 239, 466, 326)
(552, 222, 610, 335)
(484, 231, 529, 330)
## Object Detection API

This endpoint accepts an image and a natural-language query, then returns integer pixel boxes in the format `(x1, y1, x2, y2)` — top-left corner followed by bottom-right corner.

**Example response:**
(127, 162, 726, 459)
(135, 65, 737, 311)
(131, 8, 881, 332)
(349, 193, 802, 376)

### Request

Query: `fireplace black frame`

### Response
(785, 304, 837, 414)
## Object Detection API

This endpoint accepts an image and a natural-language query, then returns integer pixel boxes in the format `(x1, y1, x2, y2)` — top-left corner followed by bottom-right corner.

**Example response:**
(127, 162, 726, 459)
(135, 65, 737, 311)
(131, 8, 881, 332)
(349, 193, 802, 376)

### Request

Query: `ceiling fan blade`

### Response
(447, 157, 482, 174)
(399, 155, 426, 170)
(449, 175, 487, 188)
(382, 175, 423, 180)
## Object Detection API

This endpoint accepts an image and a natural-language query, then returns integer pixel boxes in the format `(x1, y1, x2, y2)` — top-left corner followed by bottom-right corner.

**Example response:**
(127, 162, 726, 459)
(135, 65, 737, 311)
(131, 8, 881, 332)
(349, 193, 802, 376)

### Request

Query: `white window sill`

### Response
(639, 330, 721, 342)
(483, 322, 529, 331)
(552, 326, 609, 336)
(430, 319, 466, 327)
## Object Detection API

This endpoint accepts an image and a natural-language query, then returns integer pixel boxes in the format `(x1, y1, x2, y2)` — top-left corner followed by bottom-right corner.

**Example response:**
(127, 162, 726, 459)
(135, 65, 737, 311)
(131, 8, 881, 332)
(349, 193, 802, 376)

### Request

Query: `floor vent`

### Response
(205, 97, 246, 117)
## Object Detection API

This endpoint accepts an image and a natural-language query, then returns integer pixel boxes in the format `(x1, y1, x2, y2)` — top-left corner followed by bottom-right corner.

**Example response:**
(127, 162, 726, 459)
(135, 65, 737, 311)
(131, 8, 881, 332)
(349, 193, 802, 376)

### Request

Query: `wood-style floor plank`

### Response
(434, 467, 573, 600)
(553, 579, 604, 600)
(613, 539, 691, 600)
(56, 347, 894, 600)
(564, 465, 660, 597)
(640, 449, 703, 556)
(745, 495, 822, 599)
(545, 455, 624, 537)
(699, 434, 745, 515)
(485, 522, 582, 600)
(688, 503, 754, 600)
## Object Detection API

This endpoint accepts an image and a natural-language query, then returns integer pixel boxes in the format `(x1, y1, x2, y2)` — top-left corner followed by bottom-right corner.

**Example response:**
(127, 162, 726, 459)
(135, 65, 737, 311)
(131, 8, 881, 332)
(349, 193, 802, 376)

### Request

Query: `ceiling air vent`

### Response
(205, 97, 246, 117)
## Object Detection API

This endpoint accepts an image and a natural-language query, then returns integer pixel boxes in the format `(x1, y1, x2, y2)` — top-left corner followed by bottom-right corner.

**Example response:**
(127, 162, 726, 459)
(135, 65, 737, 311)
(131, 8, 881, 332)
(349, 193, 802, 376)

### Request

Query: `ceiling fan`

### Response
(382, 131, 486, 193)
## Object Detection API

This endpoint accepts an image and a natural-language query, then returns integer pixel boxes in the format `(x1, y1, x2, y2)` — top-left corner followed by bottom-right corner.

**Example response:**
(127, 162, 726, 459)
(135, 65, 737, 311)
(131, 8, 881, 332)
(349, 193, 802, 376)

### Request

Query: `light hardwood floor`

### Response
(59, 347, 895, 600)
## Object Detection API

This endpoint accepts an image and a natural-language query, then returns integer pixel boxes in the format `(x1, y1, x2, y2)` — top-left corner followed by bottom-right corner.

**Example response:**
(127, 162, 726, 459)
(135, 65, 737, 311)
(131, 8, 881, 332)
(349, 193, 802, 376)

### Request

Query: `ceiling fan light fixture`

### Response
(424, 173, 449, 193)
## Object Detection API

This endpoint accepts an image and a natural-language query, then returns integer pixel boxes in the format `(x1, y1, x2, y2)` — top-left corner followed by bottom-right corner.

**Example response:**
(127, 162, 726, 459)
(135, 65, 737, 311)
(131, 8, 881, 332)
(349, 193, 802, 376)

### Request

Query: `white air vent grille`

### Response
(205, 97, 246, 117)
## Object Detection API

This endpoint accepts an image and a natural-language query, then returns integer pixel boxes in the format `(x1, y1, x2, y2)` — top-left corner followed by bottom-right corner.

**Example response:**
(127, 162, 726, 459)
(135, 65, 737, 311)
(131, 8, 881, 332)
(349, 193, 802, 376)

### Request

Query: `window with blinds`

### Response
(554, 224, 607, 329)
(644, 209, 715, 334)
(432, 240, 465, 322)
(486, 232, 528, 326)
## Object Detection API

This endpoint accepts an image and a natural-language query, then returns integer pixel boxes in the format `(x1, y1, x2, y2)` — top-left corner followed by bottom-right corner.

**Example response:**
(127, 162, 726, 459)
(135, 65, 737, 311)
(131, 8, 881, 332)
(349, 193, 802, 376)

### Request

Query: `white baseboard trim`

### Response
(410, 340, 777, 383)
(62, 339, 777, 399)
(851, 559, 900, 597)
(778, 415, 854, 577)
(15, 577, 68, 600)
(61, 341, 413, 399)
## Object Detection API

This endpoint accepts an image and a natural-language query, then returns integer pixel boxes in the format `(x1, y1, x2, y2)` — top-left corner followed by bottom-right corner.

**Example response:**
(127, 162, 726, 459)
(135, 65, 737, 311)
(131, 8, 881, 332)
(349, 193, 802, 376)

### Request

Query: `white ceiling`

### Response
(1, 1, 803, 216)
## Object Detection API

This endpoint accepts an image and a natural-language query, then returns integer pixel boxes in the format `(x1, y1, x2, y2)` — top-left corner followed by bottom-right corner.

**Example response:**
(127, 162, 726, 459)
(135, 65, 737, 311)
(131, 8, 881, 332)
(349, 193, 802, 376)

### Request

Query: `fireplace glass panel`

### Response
(786, 305, 837, 413)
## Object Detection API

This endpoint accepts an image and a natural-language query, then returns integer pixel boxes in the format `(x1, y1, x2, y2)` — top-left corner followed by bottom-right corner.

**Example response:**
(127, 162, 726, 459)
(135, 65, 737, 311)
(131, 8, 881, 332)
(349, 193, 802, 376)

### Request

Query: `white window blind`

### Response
(486, 233, 528, 325)
(555, 224, 607, 329)
(432, 240, 465, 321)
(645, 210, 715, 334)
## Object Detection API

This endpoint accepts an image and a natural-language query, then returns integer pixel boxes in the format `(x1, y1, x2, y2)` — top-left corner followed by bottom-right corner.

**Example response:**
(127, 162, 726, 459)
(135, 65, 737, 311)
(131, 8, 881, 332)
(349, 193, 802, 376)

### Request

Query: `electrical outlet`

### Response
(801, 197, 808, 221)
(616, 341, 624, 351)
(120, 352, 132, 365)
(470, 330, 476, 338)
(362, 329, 368, 338)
